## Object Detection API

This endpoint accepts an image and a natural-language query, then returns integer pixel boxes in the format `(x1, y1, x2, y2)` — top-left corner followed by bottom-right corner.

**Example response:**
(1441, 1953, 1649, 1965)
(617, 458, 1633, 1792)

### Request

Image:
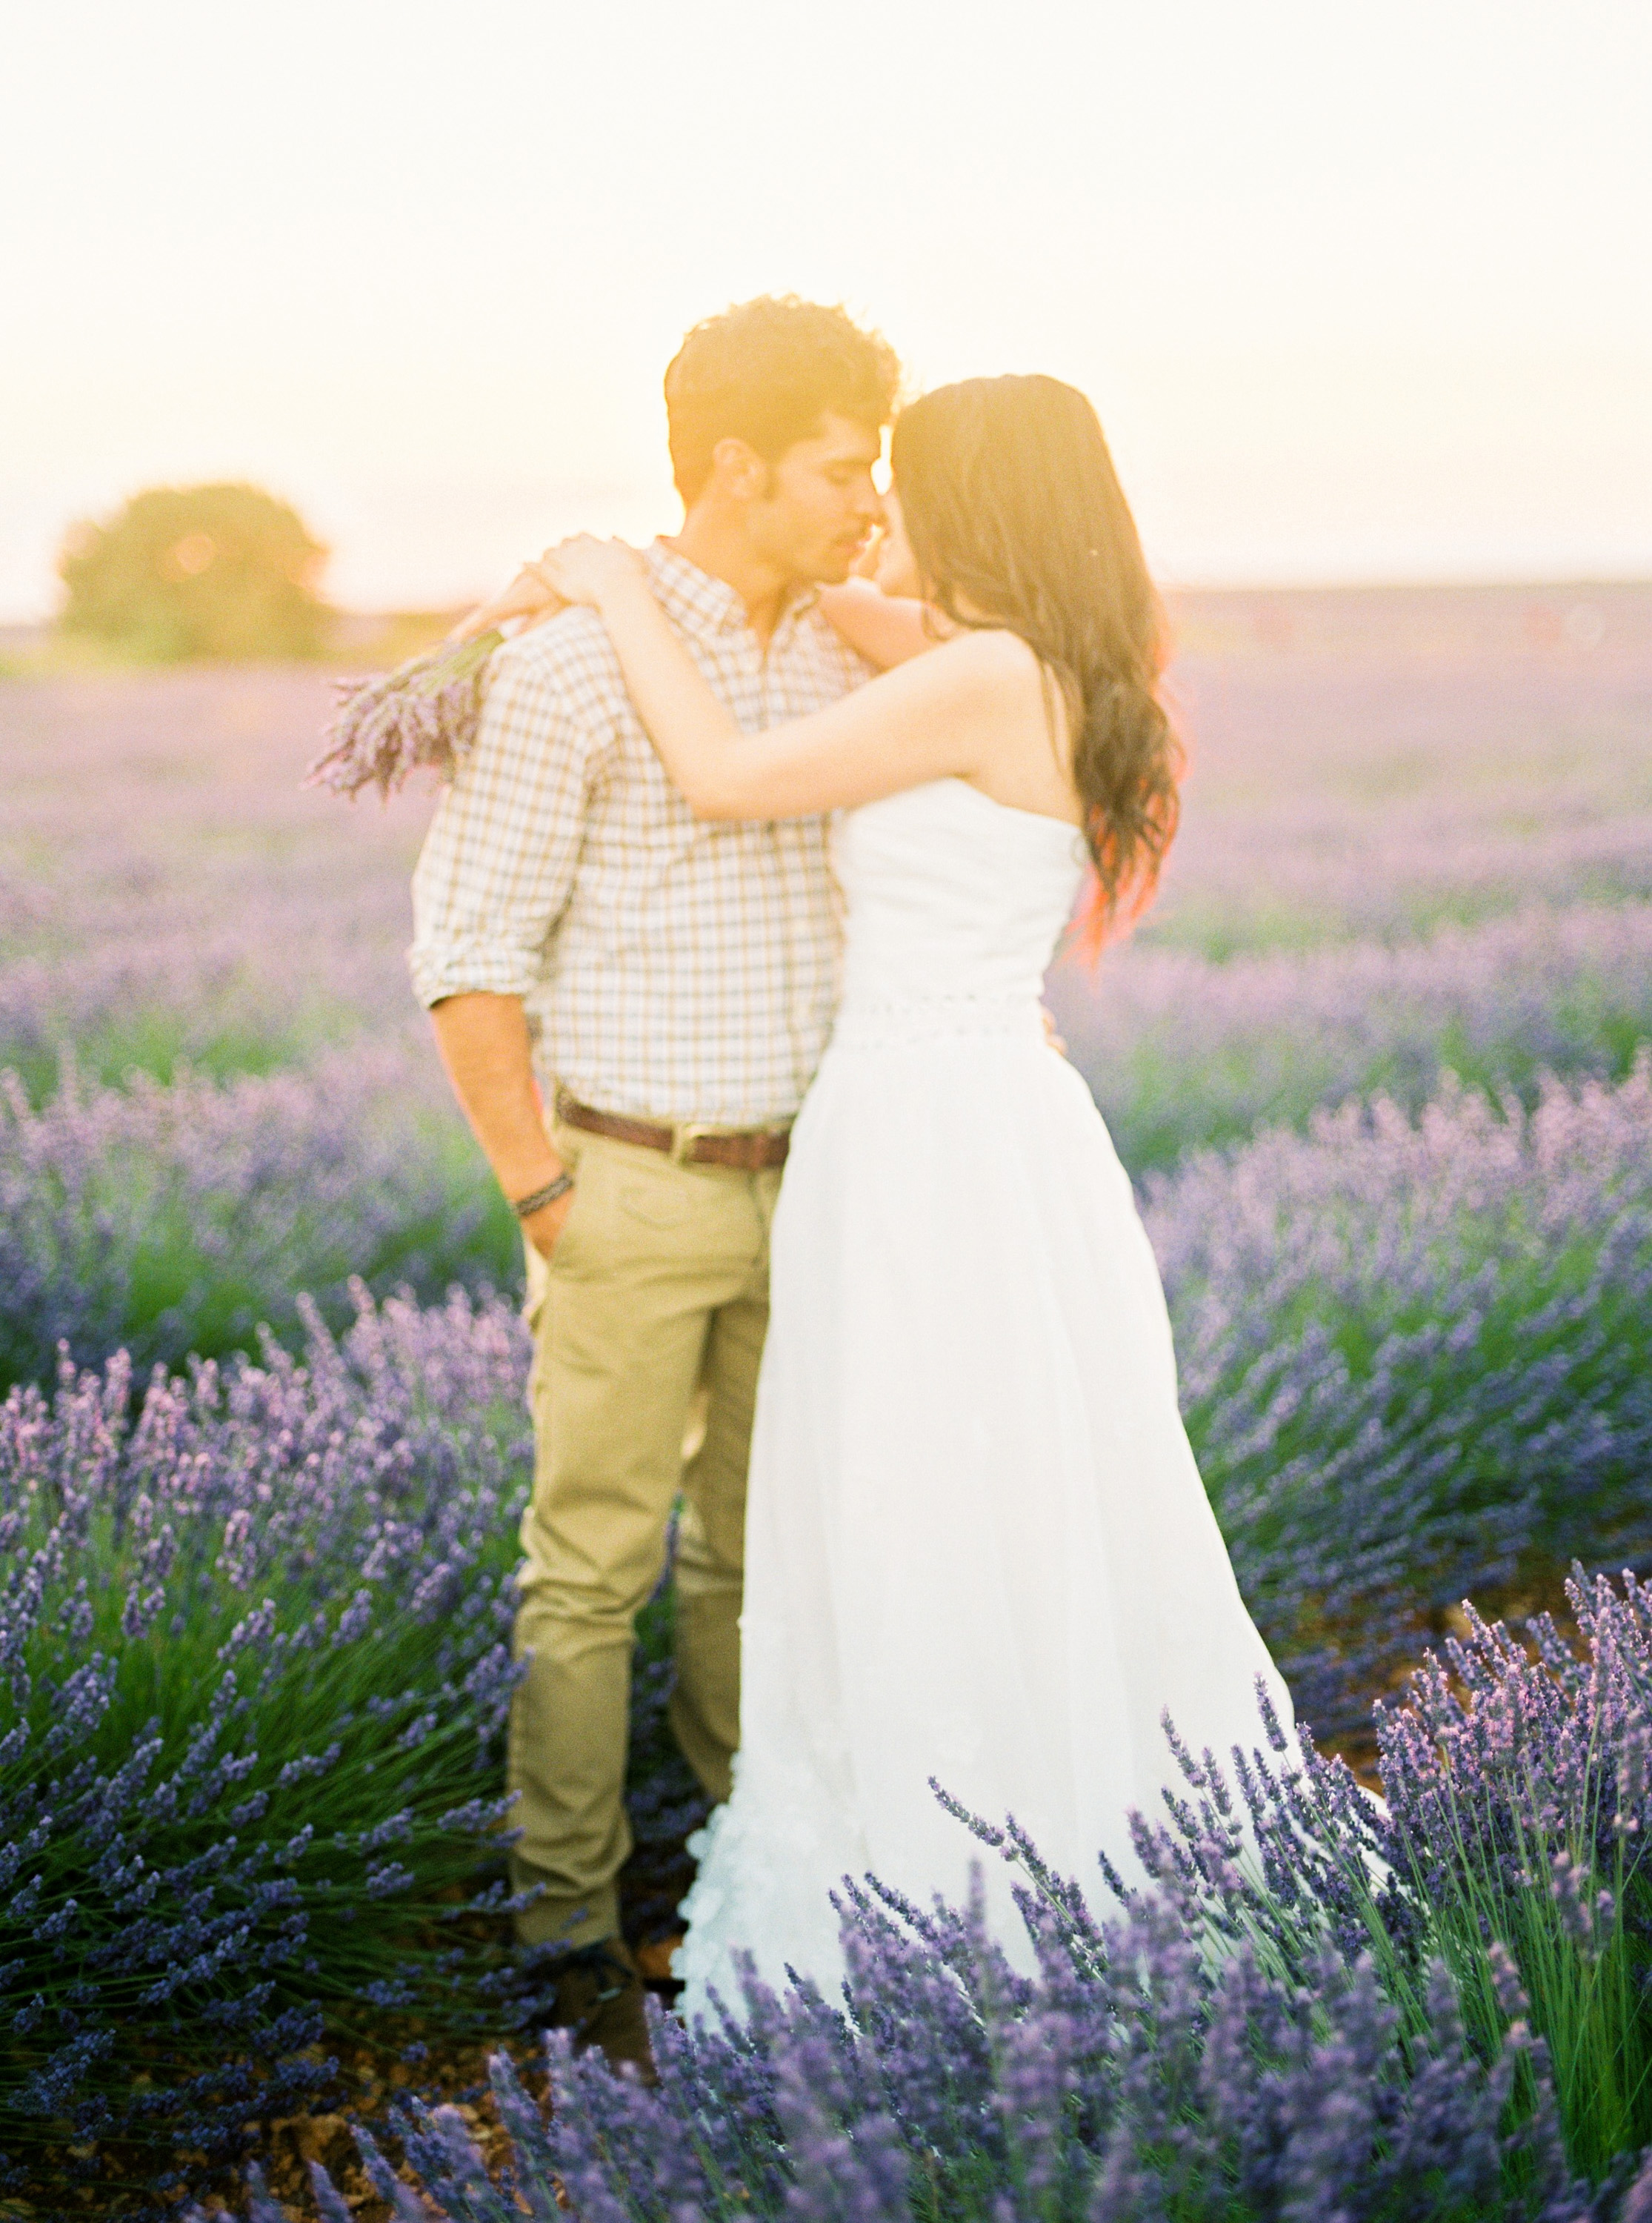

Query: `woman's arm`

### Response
(447, 561, 567, 643)
(537, 537, 1028, 822)
(815, 579, 939, 670)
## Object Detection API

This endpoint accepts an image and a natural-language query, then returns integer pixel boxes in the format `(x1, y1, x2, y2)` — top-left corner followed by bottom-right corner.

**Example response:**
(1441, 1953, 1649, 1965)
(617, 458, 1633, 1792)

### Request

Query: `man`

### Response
(410, 296, 900, 2070)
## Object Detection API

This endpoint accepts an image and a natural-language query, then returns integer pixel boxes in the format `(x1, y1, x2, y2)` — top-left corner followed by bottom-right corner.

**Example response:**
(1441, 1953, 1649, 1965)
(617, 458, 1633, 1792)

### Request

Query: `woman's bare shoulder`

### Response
(901, 624, 1044, 694)
(902, 630, 1053, 747)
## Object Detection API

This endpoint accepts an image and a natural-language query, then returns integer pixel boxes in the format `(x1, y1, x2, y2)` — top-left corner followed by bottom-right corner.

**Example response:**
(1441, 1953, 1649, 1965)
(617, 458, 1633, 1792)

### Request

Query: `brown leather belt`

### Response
(555, 1086, 791, 1172)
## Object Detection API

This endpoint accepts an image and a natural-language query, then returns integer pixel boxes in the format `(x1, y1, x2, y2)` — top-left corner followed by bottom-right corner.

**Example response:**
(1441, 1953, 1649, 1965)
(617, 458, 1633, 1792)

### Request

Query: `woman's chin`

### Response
(874, 554, 922, 598)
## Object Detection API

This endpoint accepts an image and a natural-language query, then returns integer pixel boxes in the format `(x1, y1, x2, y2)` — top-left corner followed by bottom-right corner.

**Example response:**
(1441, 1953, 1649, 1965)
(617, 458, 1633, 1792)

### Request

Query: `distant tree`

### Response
(58, 482, 330, 660)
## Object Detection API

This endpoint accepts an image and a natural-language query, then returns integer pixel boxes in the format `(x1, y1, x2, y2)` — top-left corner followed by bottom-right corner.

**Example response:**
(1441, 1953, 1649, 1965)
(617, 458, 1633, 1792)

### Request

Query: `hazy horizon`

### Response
(5, 0, 1648, 622)
(10, 571, 1652, 636)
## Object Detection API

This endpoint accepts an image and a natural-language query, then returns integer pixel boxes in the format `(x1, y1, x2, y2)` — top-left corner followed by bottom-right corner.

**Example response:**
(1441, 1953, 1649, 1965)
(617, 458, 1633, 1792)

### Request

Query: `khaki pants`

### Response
(507, 1111, 781, 1947)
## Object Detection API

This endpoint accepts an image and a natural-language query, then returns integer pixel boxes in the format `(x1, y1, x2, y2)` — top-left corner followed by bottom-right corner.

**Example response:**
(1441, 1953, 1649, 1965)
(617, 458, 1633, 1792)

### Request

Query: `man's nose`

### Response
(858, 484, 887, 527)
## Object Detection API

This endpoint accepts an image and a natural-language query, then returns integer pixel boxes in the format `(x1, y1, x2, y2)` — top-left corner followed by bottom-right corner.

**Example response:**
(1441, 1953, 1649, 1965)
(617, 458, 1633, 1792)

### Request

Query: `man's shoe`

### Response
(546, 1938, 656, 2083)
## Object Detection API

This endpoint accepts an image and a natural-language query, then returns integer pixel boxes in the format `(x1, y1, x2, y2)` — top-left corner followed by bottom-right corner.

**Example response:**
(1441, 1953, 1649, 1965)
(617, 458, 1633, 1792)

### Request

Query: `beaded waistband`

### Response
(829, 991, 1045, 1051)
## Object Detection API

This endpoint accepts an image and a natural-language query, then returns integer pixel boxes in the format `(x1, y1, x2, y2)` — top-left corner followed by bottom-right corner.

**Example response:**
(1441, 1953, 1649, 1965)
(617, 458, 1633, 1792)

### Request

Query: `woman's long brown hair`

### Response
(890, 374, 1181, 948)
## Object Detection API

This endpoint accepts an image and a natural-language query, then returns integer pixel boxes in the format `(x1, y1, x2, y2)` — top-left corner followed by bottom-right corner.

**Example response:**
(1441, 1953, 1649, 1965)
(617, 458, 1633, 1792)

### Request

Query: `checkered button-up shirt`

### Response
(409, 541, 869, 1125)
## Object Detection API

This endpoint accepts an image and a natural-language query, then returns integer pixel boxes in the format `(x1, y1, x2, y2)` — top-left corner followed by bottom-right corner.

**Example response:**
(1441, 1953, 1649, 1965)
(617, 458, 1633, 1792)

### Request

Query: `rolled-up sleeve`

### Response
(409, 640, 593, 1008)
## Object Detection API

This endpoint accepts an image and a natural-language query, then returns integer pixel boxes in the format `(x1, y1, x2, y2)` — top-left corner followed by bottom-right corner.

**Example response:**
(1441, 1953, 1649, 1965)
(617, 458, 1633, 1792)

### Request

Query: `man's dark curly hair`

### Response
(665, 296, 901, 505)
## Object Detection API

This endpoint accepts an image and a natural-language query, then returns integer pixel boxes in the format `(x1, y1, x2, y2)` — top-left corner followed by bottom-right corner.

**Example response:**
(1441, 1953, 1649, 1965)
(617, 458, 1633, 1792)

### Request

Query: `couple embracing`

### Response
(410, 294, 1293, 2074)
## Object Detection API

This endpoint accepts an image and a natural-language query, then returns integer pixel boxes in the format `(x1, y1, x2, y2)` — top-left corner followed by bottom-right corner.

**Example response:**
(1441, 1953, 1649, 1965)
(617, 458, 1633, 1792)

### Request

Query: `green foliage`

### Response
(1361, 1584, 1652, 2190)
(1, 986, 351, 1113)
(57, 482, 330, 662)
(1425, 1791, 1652, 2181)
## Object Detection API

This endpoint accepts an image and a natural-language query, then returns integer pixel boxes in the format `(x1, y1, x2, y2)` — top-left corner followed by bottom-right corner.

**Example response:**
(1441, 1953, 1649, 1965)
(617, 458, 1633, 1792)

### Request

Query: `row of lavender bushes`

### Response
(5, 897, 1649, 1398)
(1142, 805, 1652, 963)
(5, 1020, 1647, 1739)
(287, 1569, 1652, 2220)
(0, 1292, 533, 2198)
(0, 928, 407, 1109)
(1050, 898, 1652, 1171)
(1152, 1058, 1652, 1738)
(0, 1049, 517, 1394)
(7, 1065, 1651, 2204)
(0, 1286, 700, 2208)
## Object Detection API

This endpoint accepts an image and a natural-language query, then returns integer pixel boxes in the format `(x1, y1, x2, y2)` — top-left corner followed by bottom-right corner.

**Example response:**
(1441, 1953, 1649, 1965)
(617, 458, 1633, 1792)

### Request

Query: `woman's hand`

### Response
(533, 535, 650, 611)
(447, 563, 567, 643)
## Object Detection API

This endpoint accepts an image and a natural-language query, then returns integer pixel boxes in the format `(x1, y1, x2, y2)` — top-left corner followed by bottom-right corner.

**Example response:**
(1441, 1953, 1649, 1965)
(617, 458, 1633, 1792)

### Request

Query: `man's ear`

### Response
(707, 436, 773, 503)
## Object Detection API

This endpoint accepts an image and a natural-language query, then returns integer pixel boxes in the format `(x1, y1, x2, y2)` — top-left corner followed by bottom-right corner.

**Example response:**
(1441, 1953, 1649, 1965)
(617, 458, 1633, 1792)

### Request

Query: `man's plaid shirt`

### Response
(410, 541, 869, 1126)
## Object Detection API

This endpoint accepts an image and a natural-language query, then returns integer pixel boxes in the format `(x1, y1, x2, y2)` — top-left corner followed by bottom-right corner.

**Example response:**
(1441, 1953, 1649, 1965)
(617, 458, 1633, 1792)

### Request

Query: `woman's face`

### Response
(872, 490, 924, 599)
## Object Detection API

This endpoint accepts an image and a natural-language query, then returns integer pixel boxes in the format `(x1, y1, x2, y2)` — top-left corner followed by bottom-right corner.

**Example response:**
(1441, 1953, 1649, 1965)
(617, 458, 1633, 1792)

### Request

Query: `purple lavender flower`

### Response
(306, 629, 502, 801)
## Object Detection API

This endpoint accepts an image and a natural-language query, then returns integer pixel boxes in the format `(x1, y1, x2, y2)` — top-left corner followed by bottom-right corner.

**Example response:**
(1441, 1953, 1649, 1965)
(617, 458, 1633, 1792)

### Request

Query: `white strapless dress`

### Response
(673, 779, 1293, 2017)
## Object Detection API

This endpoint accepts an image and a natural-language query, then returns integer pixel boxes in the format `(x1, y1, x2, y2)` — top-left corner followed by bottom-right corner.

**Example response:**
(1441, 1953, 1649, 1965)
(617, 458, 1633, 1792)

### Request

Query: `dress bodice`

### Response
(831, 779, 1086, 1037)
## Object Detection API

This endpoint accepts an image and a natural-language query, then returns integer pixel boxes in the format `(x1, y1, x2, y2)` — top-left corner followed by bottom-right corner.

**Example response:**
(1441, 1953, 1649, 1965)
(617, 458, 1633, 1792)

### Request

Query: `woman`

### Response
(533, 375, 1296, 2020)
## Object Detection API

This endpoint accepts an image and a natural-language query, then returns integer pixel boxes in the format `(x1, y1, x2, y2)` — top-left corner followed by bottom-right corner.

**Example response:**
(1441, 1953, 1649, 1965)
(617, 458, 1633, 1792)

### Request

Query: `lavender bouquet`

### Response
(306, 628, 503, 800)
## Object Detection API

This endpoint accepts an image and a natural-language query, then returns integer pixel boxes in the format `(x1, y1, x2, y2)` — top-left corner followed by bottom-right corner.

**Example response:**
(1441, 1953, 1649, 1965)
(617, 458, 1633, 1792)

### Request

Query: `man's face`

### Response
(746, 413, 885, 585)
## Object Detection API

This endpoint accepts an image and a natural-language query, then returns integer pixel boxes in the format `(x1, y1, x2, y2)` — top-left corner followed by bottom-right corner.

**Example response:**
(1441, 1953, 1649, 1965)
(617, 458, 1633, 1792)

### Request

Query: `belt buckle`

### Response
(670, 1121, 716, 1166)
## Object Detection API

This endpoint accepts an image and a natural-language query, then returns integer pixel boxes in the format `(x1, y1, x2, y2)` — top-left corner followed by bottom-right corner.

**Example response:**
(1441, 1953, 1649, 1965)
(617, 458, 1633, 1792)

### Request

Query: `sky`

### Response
(3, 0, 1650, 617)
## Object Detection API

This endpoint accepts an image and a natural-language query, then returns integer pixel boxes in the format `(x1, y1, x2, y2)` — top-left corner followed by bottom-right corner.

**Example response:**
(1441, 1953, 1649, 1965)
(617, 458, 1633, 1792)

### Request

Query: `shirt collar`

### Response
(645, 539, 821, 644)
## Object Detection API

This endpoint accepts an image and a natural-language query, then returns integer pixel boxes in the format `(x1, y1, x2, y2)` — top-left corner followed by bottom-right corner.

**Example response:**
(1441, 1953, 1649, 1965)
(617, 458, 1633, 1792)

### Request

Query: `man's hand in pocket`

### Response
(522, 1184, 575, 1261)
